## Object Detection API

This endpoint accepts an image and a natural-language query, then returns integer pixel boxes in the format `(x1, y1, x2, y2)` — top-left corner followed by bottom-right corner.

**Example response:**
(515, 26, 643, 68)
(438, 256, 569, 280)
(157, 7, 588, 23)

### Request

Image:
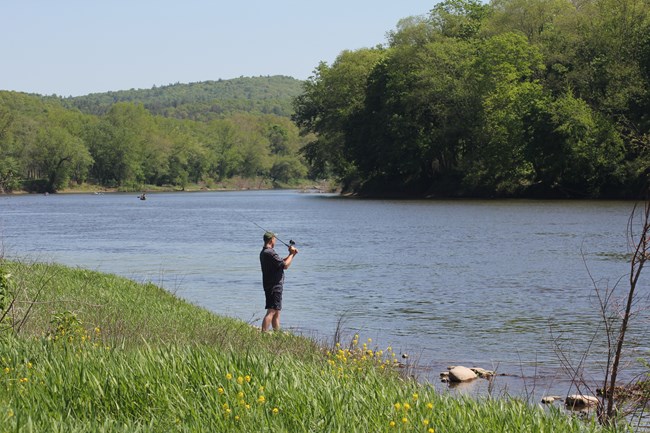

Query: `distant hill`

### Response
(58, 75, 305, 121)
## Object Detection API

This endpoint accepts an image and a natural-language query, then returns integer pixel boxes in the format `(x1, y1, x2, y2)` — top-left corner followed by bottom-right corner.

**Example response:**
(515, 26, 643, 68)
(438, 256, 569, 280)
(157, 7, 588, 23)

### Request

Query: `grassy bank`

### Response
(0, 261, 618, 432)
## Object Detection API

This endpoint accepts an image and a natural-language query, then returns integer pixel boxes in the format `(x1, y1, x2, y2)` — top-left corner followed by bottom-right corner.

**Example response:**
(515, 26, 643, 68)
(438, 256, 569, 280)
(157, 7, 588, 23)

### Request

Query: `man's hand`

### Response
(289, 246, 298, 255)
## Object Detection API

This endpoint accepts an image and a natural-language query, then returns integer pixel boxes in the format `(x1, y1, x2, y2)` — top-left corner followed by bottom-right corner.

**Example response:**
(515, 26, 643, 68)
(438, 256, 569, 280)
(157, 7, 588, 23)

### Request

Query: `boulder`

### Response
(541, 396, 563, 404)
(448, 366, 478, 382)
(565, 394, 599, 409)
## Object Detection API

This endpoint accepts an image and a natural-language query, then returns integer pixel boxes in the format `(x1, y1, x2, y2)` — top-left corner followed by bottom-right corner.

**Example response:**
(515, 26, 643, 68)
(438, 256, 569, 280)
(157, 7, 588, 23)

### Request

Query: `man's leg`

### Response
(262, 309, 276, 332)
(271, 310, 281, 330)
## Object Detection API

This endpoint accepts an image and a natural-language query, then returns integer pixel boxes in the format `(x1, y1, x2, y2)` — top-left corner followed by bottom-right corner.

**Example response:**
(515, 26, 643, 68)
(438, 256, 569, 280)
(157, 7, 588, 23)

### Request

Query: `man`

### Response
(259, 231, 298, 332)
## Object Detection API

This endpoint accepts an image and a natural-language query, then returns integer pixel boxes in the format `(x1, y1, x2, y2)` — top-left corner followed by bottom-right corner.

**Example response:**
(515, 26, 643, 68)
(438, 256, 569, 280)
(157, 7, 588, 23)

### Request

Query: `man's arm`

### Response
(283, 246, 298, 269)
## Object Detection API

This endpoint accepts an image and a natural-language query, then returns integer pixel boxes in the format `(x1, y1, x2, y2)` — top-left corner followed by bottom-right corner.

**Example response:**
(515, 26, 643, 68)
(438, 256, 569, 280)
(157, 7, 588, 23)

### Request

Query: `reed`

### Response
(0, 261, 619, 432)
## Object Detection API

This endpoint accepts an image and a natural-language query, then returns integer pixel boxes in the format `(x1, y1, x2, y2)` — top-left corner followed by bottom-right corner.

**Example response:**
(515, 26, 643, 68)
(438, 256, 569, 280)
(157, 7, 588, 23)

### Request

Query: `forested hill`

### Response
(57, 75, 304, 120)
(0, 75, 311, 194)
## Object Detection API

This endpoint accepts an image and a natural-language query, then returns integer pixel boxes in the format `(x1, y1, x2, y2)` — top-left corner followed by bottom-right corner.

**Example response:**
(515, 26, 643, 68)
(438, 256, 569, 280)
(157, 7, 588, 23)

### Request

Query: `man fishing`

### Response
(260, 231, 298, 332)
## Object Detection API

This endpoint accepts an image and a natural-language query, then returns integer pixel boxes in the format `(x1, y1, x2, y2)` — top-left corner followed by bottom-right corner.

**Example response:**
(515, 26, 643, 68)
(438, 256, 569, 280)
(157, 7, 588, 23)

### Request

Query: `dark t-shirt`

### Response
(260, 246, 285, 293)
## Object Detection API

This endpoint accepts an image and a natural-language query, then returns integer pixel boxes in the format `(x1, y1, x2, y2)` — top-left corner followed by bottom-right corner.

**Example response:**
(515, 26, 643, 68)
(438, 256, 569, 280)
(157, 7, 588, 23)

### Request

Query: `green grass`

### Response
(0, 261, 621, 432)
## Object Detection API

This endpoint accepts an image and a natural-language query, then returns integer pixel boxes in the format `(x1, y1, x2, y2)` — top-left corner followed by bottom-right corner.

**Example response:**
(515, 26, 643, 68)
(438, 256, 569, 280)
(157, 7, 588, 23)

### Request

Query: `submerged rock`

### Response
(470, 367, 495, 378)
(541, 396, 563, 404)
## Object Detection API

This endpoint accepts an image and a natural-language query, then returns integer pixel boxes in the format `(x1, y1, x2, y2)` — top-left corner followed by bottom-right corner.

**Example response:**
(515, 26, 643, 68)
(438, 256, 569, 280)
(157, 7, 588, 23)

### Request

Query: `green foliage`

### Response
(292, 49, 386, 184)
(430, 0, 491, 39)
(293, 0, 650, 198)
(0, 157, 21, 193)
(47, 311, 86, 342)
(58, 75, 304, 119)
(0, 75, 310, 192)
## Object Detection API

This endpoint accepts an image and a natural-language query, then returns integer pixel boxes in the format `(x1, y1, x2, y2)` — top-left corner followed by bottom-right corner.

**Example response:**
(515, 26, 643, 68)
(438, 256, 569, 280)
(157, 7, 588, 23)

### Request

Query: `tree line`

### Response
(0, 76, 310, 193)
(293, 0, 650, 198)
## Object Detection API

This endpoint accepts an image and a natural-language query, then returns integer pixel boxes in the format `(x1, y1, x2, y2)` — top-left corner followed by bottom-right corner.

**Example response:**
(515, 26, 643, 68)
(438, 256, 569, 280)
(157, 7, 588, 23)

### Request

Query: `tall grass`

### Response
(0, 261, 621, 432)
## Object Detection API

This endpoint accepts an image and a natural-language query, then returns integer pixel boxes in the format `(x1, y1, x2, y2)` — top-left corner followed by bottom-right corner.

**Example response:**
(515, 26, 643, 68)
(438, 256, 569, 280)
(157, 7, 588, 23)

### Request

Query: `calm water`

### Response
(1, 190, 648, 398)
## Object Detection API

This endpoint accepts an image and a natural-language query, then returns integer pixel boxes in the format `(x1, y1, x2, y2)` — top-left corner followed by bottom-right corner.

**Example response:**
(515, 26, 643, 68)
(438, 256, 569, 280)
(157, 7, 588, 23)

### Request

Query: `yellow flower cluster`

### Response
(216, 371, 279, 424)
(324, 335, 400, 379)
(45, 312, 105, 350)
(388, 393, 436, 432)
(1, 357, 35, 391)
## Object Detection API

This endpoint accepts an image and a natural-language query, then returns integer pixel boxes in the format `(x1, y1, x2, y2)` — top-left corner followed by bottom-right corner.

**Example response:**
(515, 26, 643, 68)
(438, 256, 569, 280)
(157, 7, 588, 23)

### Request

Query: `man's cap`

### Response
(263, 231, 275, 242)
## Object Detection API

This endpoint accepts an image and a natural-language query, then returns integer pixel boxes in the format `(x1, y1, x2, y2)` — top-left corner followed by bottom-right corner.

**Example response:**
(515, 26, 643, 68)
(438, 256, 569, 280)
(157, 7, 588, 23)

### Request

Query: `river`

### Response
(1, 190, 648, 400)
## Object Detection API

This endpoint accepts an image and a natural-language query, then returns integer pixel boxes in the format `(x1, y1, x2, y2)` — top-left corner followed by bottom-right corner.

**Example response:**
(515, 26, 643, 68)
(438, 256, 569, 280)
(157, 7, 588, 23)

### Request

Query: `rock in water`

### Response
(448, 366, 478, 382)
(565, 394, 599, 409)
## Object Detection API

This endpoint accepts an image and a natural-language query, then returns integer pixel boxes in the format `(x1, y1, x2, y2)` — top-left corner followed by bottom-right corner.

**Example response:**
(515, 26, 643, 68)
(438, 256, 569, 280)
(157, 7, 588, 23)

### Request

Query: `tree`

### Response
(429, 0, 492, 40)
(269, 156, 308, 185)
(29, 126, 92, 192)
(461, 32, 546, 195)
(488, 0, 575, 42)
(346, 37, 481, 194)
(292, 48, 386, 183)
(87, 103, 152, 187)
(0, 106, 20, 192)
(0, 157, 21, 193)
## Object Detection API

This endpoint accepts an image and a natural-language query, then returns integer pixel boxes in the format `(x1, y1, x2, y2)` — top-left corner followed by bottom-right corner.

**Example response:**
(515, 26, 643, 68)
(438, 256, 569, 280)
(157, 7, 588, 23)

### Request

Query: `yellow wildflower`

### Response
(272, 407, 279, 415)
(426, 402, 434, 409)
(245, 375, 251, 383)
(389, 421, 396, 428)
(394, 402, 402, 410)
(217, 387, 225, 395)
(226, 373, 232, 380)
(428, 429, 435, 433)
(412, 393, 419, 401)
(258, 395, 266, 404)
(401, 417, 408, 424)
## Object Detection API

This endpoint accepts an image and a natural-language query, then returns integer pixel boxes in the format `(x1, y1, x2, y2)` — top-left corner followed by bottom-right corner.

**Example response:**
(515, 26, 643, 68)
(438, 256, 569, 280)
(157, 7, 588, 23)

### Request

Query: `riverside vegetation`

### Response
(0, 260, 621, 432)
(2, 1, 650, 199)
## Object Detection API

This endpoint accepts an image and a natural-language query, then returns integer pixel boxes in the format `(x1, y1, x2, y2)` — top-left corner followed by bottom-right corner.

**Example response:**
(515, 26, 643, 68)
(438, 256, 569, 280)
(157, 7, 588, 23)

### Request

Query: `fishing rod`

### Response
(250, 220, 296, 248)
(235, 211, 296, 247)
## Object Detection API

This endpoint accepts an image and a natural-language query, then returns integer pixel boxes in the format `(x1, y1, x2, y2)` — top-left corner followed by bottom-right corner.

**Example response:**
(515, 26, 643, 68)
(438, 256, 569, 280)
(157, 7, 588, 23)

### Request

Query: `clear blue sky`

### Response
(1, 0, 431, 97)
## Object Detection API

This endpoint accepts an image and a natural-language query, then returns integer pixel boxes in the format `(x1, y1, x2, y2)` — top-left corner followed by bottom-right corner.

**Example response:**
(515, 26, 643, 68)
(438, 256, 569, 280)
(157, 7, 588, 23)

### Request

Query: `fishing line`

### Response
(233, 210, 296, 247)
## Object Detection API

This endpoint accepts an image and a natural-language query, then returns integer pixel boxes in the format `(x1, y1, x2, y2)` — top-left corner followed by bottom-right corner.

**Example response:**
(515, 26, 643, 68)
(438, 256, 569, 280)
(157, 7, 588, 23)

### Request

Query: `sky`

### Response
(1, 0, 431, 97)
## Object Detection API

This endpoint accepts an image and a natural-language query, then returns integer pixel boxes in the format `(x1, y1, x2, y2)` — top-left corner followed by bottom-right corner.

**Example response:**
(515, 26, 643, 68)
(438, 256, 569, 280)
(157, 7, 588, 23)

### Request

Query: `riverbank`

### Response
(0, 261, 617, 432)
(2, 178, 337, 196)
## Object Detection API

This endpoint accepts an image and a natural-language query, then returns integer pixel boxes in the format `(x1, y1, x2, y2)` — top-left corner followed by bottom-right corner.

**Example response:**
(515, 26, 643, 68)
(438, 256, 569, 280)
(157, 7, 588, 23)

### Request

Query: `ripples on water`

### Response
(1, 191, 648, 398)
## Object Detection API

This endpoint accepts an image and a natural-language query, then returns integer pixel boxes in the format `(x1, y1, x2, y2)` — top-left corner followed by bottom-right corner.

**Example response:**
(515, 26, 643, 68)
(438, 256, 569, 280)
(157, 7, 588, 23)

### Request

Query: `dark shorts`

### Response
(265, 291, 282, 310)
